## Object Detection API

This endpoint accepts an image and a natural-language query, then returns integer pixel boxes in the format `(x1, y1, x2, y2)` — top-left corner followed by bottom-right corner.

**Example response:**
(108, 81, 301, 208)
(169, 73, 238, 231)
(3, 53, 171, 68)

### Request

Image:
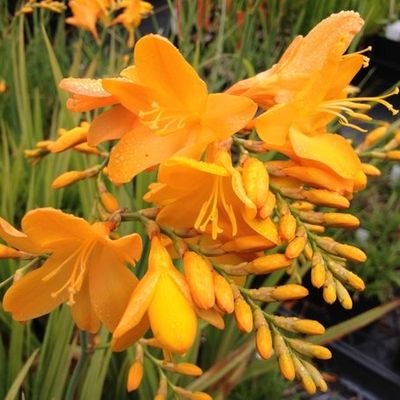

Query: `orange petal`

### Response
(2, 252, 74, 321)
(70, 277, 101, 333)
(289, 129, 362, 179)
(243, 215, 279, 244)
(88, 105, 138, 146)
(148, 273, 197, 354)
(134, 34, 208, 111)
(108, 126, 186, 183)
(59, 78, 117, 112)
(0, 217, 41, 254)
(109, 233, 143, 265)
(280, 11, 364, 75)
(113, 270, 160, 338)
(88, 244, 138, 331)
(21, 208, 94, 251)
(203, 93, 257, 140)
(101, 78, 151, 114)
(111, 315, 149, 352)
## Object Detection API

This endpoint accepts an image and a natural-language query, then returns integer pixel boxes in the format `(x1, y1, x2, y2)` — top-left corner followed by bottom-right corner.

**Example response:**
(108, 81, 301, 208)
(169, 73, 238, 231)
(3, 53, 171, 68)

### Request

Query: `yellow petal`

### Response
(21, 208, 95, 251)
(88, 105, 138, 146)
(289, 129, 362, 179)
(88, 244, 138, 332)
(134, 34, 208, 112)
(108, 126, 186, 183)
(3, 251, 74, 321)
(0, 217, 41, 254)
(111, 315, 149, 352)
(70, 277, 101, 333)
(203, 93, 257, 140)
(109, 233, 143, 265)
(113, 270, 160, 338)
(148, 273, 197, 354)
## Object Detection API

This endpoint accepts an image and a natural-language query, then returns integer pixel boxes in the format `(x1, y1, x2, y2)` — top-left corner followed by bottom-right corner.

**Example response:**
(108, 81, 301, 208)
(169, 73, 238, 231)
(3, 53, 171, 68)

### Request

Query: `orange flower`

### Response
(144, 150, 278, 244)
(0, 208, 142, 333)
(60, 35, 257, 183)
(226, 11, 365, 109)
(113, 236, 197, 354)
(66, 0, 111, 40)
(112, 0, 153, 47)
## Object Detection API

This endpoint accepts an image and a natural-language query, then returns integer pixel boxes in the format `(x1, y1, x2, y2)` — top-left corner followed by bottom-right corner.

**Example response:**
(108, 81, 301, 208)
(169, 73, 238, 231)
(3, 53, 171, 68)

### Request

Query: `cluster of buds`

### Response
(16, 0, 66, 15)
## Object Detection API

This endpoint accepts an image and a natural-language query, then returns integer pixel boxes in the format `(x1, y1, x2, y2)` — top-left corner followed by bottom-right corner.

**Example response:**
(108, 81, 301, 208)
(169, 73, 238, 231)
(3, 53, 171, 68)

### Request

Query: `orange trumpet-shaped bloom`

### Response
(0, 208, 142, 333)
(112, 0, 153, 47)
(144, 150, 278, 244)
(66, 0, 111, 40)
(60, 35, 257, 183)
(226, 11, 364, 109)
(113, 236, 197, 354)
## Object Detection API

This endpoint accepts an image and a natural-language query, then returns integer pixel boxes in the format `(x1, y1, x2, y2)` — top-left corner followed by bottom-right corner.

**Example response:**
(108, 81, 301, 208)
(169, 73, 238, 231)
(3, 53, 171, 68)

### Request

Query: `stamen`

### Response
(319, 87, 399, 131)
(139, 102, 195, 136)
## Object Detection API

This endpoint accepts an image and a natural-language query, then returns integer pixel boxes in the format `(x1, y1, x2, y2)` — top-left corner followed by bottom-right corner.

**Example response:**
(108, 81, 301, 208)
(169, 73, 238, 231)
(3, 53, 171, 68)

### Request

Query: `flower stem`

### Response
(64, 330, 89, 400)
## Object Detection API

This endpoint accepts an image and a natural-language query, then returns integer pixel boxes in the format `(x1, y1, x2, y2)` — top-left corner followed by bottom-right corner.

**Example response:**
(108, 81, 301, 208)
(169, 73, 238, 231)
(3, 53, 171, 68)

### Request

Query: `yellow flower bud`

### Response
(303, 361, 328, 392)
(49, 123, 89, 153)
(292, 319, 325, 335)
(386, 150, 400, 160)
(242, 157, 269, 209)
(279, 214, 297, 242)
(246, 253, 292, 274)
(334, 243, 367, 262)
(361, 163, 381, 176)
(173, 363, 203, 376)
(323, 271, 337, 304)
(256, 324, 273, 360)
(174, 386, 212, 400)
(311, 262, 326, 289)
(52, 166, 99, 189)
(291, 201, 315, 211)
(285, 236, 306, 259)
(288, 339, 332, 360)
(0, 244, 22, 259)
(100, 192, 120, 213)
(259, 192, 276, 218)
(127, 360, 143, 392)
(184, 252, 215, 310)
(363, 125, 388, 147)
(271, 284, 309, 301)
(303, 242, 313, 260)
(292, 357, 316, 395)
(213, 273, 234, 314)
(302, 189, 350, 209)
(274, 334, 295, 381)
(234, 297, 253, 333)
(335, 280, 353, 309)
(322, 213, 360, 228)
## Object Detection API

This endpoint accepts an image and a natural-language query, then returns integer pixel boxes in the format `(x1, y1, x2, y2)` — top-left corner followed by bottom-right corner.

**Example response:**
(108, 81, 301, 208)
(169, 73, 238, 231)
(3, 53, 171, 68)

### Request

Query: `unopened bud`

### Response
(100, 192, 120, 213)
(50, 122, 89, 153)
(246, 253, 292, 274)
(335, 279, 353, 309)
(184, 252, 215, 310)
(274, 334, 295, 381)
(173, 363, 203, 376)
(386, 150, 400, 160)
(213, 273, 234, 314)
(234, 297, 253, 333)
(0, 244, 23, 259)
(242, 157, 269, 209)
(127, 361, 143, 392)
(302, 189, 350, 209)
(322, 213, 360, 228)
(288, 339, 332, 360)
(323, 271, 337, 304)
(361, 163, 381, 176)
(51, 166, 99, 189)
(285, 236, 306, 259)
(256, 324, 273, 360)
(271, 284, 309, 301)
(292, 357, 317, 395)
(304, 361, 328, 392)
(279, 214, 297, 242)
(335, 243, 367, 262)
(311, 254, 326, 289)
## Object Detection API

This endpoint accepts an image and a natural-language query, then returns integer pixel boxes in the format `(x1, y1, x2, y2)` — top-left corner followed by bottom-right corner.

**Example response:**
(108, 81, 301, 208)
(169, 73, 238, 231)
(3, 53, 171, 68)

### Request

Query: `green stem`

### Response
(64, 331, 89, 400)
